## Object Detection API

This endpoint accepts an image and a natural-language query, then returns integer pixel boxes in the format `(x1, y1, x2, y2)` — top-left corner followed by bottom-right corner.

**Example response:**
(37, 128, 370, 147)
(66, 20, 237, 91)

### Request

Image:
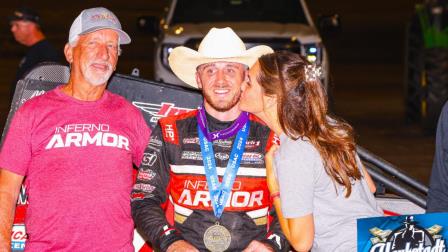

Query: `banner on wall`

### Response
(357, 212, 448, 252)
(4, 67, 202, 252)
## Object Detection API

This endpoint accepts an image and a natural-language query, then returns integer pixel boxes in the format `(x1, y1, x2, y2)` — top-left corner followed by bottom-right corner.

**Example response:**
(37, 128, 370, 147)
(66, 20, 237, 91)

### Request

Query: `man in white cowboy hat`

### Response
(132, 27, 289, 252)
(0, 7, 150, 251)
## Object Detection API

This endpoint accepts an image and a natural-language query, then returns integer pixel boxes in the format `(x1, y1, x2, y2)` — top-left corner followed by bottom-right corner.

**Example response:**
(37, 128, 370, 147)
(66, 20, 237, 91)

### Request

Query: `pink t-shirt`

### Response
(0, 87, 150, 251)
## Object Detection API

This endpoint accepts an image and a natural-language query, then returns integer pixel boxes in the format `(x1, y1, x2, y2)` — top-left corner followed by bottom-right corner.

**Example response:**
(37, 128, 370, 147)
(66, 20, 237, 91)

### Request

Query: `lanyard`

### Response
(196, 105, 249, 141)
(198, 120, 250, 218)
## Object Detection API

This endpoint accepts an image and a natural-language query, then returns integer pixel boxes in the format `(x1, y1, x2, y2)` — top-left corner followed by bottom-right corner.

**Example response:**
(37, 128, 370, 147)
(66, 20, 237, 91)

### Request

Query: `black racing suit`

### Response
(131, 110, 289, 251)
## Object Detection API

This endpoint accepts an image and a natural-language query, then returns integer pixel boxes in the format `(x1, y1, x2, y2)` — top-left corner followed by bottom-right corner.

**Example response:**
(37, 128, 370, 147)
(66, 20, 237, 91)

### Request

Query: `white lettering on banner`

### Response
(177, 189, 263, 208)
(46, 124, 129, 150)
(369, 239, 446, 252)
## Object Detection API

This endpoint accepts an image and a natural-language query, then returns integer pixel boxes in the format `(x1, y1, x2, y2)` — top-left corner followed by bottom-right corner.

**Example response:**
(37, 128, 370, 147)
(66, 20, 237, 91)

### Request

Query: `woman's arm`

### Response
(265, 145, 315, 252)
(360, 161, 376, 193)
(271, 195, 314, 251)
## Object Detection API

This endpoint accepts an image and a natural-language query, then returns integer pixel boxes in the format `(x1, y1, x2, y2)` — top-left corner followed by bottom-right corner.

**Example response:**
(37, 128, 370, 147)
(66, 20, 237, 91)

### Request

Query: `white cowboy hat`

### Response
(168, 27, 273, 88)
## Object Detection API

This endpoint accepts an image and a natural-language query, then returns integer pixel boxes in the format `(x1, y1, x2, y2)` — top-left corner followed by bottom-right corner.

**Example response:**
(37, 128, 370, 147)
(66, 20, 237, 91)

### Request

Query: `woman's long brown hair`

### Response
(257, 51, 361, 197)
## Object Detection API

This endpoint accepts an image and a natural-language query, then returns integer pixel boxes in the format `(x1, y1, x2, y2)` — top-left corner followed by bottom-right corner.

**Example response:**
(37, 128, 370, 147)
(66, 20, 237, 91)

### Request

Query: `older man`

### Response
(0, 7, 150, 251)
(131, 27, 289, 252)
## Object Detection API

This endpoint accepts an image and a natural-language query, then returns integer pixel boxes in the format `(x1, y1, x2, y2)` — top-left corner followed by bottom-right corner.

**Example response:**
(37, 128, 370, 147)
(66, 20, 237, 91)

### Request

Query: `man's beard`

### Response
(202, 89, 241, 112)
(82, 61, 114, 86)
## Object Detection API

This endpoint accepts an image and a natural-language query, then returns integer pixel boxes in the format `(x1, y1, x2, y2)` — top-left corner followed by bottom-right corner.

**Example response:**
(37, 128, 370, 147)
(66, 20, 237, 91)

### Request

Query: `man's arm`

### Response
(131, 124, 185, 251)
(427, 102, 448, 212)
(0, 168, 24, 251)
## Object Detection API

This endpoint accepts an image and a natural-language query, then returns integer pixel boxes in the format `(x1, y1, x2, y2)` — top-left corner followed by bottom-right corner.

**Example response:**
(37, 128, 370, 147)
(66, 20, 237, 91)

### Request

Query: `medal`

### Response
(203, 222, 232, 252)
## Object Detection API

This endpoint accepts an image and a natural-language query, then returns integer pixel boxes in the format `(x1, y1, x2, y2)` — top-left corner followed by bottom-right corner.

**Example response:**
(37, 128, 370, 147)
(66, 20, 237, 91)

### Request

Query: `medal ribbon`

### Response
(197, 105, 249, 141)
(198, 118, 250, 218)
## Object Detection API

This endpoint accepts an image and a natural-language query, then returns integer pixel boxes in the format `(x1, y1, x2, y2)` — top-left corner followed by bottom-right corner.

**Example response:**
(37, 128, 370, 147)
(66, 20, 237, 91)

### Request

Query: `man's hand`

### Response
(265, 144, 280, 194)
(166, 240, 199, 252)
(242, 240, 275, 252)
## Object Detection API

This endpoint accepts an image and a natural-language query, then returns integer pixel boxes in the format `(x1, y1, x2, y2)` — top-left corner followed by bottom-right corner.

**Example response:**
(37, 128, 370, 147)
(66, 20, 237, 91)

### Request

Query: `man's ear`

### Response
(195, 72, 203, 89)
(64, 43, 74, 64)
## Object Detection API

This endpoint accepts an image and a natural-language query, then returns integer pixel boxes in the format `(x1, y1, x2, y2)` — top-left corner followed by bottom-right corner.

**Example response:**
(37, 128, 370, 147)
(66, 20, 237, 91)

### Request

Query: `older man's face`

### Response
(196, 61, 247, 112)
(72, 29, 119, 86)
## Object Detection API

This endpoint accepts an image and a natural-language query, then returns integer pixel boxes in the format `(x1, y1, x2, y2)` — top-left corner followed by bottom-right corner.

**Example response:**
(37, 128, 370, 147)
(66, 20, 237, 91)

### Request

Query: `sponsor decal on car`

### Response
(132, 102, 193, 123)
(11, 224, 26, 251)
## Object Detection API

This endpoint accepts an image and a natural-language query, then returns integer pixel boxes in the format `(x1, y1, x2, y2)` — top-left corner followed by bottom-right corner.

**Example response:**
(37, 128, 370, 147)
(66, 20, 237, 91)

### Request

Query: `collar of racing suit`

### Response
(204, 110, 236, 133)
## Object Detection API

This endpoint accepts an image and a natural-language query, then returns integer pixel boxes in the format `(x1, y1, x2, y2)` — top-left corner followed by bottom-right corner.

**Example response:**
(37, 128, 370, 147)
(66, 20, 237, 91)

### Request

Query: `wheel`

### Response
(404, 14, 424, 123)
